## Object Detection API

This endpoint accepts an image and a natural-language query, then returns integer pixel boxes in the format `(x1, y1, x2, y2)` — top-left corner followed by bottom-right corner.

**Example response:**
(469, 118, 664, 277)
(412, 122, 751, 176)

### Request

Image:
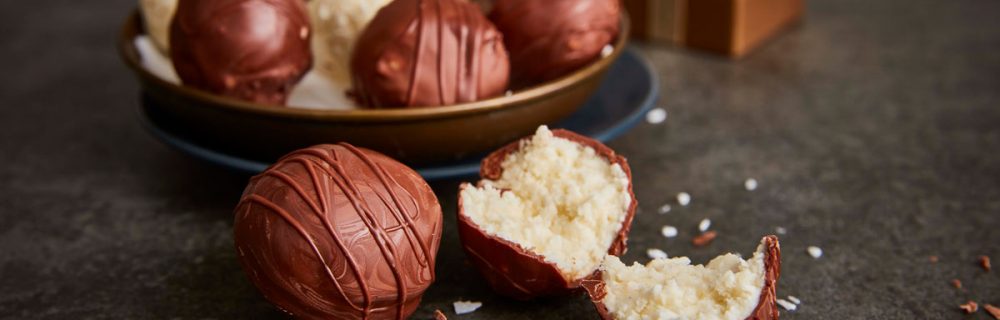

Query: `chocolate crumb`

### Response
(960, 301, 979, 314)
(951, 279, 962, 289)
(434, 309, 447, 320)
(928, 255, 939, 263)
(979, 255, 991, 272)
(692, 231, 717, 247)
(983, 304, 1000, 319)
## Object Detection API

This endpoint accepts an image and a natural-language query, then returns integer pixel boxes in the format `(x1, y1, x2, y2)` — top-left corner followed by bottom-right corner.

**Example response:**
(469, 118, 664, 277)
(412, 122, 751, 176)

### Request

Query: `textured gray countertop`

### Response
(2, 0, 999, 319)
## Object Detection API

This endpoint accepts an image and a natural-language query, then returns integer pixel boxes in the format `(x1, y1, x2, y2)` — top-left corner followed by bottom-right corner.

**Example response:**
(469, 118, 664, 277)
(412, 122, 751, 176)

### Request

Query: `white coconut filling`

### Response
(460, 126, 631, 281)
(600, 248, 766, 320)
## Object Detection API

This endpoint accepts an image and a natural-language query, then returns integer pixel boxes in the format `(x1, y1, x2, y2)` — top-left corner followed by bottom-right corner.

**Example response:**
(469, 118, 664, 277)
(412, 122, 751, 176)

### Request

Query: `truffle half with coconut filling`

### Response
(583, 236, 782, 320)
(458, 126, 637, 299)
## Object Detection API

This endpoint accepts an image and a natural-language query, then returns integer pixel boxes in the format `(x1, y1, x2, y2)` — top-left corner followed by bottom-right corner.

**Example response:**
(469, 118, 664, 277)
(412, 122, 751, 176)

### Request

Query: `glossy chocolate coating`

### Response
(350, 0, 509, 108)
(170, 0, 311, 105)
(233, 144, 443, 320)
(490, 0, 620, 87)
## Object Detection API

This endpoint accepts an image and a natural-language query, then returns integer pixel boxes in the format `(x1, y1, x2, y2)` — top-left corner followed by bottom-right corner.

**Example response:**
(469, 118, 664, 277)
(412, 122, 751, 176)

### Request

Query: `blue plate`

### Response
(140, 48, 659, 180)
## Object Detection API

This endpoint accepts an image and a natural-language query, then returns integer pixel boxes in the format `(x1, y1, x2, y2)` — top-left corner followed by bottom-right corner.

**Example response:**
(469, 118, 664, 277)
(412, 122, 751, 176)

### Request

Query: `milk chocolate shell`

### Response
(457, 129, 637, 299)
(233, 144, 443, 319)
(490, 0, 620, 87)
(350, 0, 510, 108)
(170, 0, 312, 105)
(583, 236, 783, 320)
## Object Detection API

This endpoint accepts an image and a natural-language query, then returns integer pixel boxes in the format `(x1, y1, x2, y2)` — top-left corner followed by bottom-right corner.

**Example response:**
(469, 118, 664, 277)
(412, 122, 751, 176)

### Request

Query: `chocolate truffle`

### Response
(457, 126, 636, 299)
(582, 236, 782, 320)
(233, 144, 443, 319)
(490, 0, 620, 86)
(170, 0, 312, 105)
(350, 0, 509, 108)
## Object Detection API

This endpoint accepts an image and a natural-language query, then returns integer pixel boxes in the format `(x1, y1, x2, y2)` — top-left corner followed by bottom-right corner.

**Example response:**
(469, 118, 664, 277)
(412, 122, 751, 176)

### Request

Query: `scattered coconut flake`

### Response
(979, 255, 991, 272)
(645, 108, 667, 124)
(807, 246, 823, 259)
(928, 255, 939, 263)
(504, 90, 513, 97)
(692, 231, 717, 247)
(661, 226, 678, 238)
(951, 279, 963, 289)
(776, 299, 797, 311)
(775, 226, 787, 235)
(745, 178, 758, 191)
(983, 304, 1000, 319)
(453, 301, 482, 315)
(698, 218, 711, 232)
(677, 192, 691, 206)
(960, 301, 979, 314)
(600, 44, 614, 57)
(787, 296, 801, 305)
(658, 204, 672, 214)
(647, 248, 668, 259)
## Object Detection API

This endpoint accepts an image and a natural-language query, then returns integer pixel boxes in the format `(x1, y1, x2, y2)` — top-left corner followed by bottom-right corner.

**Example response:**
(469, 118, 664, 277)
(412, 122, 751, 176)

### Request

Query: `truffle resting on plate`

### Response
(170, 0, 312, 105)
(458, 126, 636, 299)
(351, 0, 509, 108)
(583, 236, 782, 320)
(490, 0, 621, 86)
(234, 144, 443, 319)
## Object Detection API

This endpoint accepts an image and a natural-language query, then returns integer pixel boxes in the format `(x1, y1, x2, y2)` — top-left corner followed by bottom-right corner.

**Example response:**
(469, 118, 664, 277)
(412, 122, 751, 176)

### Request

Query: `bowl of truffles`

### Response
(119, 0, 629, 166)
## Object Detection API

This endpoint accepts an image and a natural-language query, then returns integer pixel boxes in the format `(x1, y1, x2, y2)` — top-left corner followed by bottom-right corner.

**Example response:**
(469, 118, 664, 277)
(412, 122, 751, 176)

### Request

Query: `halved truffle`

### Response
(583, 236, 782, 320)
(458, 126, 636, 299)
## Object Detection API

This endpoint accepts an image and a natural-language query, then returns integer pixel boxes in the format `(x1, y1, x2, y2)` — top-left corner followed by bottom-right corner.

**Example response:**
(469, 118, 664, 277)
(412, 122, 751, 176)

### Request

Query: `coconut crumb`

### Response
(807, 246, 823, 259)
(453, 301, 482, 315)
(698, 218, 711, 232)
(775, 226, 787, 235)
(776, 299, 797, 311)
(677, 192, 691, 206)
(647, 248, 668, 259)
(646, 108, 667, 124)
(661, 226, 678, 238)
(600, 44, 614, 57)
(658, 204, 672, 214)
(787, 296, 801, 305)
(745, 178, 758, 191)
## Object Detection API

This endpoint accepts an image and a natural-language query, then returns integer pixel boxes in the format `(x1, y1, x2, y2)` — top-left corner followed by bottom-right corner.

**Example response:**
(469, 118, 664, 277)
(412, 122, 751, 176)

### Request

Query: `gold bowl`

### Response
(118, 11, 629, 166)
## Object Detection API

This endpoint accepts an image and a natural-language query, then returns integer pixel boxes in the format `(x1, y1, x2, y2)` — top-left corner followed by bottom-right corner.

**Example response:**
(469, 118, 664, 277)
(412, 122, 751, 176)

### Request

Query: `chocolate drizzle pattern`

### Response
(350, 0, 509, 108)
(234, 144, 442, 320)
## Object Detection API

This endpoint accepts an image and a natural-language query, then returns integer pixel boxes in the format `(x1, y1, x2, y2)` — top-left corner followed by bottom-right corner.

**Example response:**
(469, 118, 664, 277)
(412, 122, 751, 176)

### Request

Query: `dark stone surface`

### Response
(1, 0, 999, 319)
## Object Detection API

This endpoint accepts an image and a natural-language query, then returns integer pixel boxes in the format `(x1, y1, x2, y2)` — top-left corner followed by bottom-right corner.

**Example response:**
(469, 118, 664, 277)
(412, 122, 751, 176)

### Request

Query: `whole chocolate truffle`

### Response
(170, 0, 312, 105)
(234, 144, 443, 319)
(490, 0, 620, 86)
(350, 0, 509, 108)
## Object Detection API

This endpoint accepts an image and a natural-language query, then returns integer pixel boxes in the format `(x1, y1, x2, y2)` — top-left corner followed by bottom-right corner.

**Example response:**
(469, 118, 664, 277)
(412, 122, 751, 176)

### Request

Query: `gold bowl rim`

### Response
(118, 10, 629, 122)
